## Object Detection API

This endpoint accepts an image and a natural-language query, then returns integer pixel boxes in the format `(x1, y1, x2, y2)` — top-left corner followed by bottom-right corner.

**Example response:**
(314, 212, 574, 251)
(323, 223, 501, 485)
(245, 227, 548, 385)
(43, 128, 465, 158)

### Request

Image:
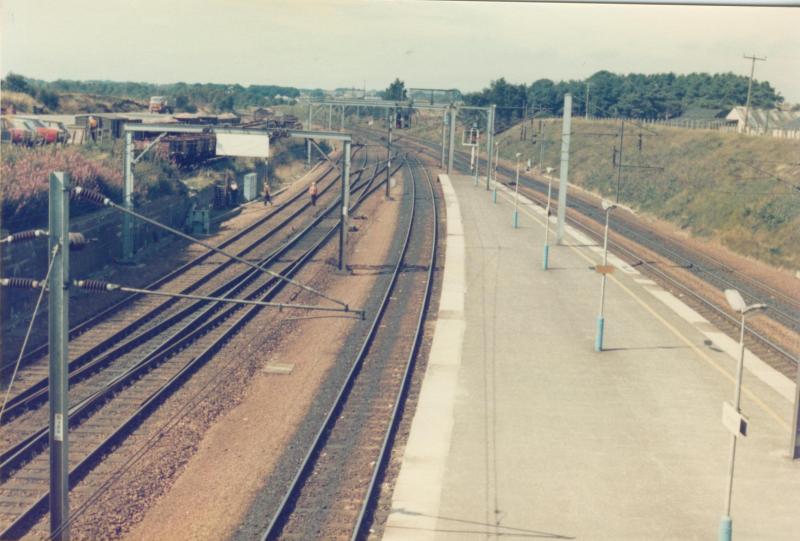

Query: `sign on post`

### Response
(216, 133, 270, 158)
(722, 401, 749, 437)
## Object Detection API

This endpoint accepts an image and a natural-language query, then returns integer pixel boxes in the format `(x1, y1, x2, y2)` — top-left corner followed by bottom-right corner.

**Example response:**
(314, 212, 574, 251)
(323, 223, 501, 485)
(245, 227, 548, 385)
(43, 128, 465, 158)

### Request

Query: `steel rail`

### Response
(260, 156, 421, 540)
(350, 154, 438, 540)
(396, 132, 798, 364)
(0, 156, 403, 540)
(6, 156, 342, 373)
(0, 161, 381, 476)
(0, 155, 366, 421)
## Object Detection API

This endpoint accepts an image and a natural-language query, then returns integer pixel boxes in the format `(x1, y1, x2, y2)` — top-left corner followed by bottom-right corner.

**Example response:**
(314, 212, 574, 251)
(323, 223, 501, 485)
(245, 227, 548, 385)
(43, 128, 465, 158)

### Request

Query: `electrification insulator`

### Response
(71, 186, 111, 206)
(0, 277, 42, 289)
(1, 229, 48, 244)
(68, 232, 89, 251)
(72, 279, 120, 292)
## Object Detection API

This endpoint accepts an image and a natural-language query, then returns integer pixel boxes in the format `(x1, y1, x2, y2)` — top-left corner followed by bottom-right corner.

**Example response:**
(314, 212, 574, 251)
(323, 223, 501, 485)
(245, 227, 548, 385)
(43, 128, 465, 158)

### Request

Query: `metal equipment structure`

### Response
(121, 124, 355, 270)
(306, 98, 496, 189)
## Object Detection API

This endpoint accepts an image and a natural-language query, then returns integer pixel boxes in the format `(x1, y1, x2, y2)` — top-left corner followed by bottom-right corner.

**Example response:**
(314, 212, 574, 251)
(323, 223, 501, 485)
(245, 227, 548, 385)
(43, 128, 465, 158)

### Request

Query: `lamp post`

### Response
(595, 199, 616, 352)
(513, 152, 521, 228)
(719, 289, 767, 541)
(542, 166, 555, 270)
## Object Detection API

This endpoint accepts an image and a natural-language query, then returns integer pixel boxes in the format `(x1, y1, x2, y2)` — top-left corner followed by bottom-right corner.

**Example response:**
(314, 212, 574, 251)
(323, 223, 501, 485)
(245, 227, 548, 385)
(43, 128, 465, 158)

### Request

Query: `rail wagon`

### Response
(134, 133, 217, 166)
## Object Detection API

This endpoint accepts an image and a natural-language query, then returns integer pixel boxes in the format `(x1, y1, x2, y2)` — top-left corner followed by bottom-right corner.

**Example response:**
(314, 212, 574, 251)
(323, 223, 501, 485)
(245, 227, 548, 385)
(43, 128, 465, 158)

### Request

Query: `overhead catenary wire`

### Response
(70, 186, 350, 309)
(71, 279, 364, 317)
(0, 244, 59, 423)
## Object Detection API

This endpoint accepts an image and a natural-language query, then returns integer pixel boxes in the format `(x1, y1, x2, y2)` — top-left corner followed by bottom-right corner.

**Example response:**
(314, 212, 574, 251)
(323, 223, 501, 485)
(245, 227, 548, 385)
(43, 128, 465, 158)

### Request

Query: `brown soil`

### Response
(117, 181, 402, 540)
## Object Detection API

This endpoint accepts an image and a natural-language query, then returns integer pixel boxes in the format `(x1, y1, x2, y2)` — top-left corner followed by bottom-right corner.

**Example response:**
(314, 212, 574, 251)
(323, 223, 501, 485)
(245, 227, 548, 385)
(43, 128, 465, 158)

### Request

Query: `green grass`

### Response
(409, 115, 800, 270)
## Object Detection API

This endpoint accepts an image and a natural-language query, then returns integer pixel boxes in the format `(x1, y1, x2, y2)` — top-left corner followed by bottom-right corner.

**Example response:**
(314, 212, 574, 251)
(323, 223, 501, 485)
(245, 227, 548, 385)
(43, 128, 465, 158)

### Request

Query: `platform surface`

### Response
(383, 174, 800, 540)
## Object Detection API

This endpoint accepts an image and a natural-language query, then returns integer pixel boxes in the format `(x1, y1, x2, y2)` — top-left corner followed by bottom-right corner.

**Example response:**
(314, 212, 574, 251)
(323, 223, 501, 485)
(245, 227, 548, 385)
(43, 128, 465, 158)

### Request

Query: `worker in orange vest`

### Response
(309, 181, 318, 206)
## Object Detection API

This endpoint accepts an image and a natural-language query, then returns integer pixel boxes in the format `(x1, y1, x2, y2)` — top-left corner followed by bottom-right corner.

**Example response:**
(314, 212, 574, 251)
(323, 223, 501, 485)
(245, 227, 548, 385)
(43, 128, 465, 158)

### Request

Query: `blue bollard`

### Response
(719, 517, 732, 541)
(513, 210, 519, 229)
(542, 244, 549, 270)
(595, 316, 605, 352)
(492, 188, 497, 204)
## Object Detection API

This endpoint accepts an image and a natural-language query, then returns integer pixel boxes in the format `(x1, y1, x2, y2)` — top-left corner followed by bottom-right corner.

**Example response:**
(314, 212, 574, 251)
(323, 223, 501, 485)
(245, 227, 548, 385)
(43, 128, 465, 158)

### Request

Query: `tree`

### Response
(382, 78, 407, 101)
(3, 72, 32, 94)
(36, 88, 60, 110)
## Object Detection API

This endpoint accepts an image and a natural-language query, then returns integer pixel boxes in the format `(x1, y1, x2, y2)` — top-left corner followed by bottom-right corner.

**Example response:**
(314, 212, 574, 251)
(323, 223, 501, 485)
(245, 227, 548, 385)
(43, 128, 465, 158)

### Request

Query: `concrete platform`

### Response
(383, 174, 800, 540)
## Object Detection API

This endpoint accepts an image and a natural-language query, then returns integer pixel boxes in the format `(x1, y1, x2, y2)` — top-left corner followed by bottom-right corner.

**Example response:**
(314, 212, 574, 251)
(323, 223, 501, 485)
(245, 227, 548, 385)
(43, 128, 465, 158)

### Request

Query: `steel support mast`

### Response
(556, 93, 572, 244)
(339, 140, 351, 271)
(48, 172, 70, 541)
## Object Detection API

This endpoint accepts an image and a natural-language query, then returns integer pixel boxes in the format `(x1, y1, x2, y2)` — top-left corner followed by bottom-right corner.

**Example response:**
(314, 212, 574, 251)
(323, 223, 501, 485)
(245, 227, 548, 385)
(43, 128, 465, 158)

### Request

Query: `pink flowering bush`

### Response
(1, 146, 124, 227)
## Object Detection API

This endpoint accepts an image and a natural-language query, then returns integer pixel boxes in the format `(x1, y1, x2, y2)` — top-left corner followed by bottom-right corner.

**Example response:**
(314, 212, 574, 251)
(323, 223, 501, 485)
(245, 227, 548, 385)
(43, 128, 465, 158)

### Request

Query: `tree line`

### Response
(2, 73, 301, 113)
(463, 71, 784, 127)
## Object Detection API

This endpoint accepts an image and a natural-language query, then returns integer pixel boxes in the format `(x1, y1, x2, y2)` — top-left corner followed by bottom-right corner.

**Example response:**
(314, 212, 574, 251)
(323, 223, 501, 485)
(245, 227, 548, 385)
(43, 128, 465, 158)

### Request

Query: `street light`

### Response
(513, 152, 521, 228)
(719, 289, 767, 541)
(595, 199, 616, 352)
(542, 166, 555, 270)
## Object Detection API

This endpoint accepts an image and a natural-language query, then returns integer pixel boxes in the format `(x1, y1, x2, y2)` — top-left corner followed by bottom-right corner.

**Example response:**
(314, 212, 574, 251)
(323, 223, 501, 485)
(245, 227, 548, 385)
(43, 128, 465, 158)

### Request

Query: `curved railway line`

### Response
(393, 132, 798, 374)
(259, 154, 438, 541)
(0, 146, 404, 539)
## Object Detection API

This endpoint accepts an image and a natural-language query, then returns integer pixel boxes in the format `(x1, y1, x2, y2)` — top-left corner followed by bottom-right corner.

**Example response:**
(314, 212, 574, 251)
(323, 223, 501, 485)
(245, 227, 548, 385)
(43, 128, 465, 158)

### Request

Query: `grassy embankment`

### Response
(1, 136, 314, 232)
(405, 111, 800, 271)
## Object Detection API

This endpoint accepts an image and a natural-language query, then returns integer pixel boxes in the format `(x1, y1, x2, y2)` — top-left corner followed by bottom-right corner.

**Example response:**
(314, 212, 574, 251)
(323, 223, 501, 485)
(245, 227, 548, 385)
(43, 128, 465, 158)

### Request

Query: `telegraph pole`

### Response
(742, 53, 766, 134)
(306, 103, 312, 168)
(339, 140, 351, 271)
(447, 106, 457, 174)
(122, 131, 135, 262)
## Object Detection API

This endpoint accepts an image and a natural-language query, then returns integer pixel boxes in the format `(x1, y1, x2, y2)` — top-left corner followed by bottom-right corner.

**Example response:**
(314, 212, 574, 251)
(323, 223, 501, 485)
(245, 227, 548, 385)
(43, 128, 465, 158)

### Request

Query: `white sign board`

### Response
(216, 133, 270, 158)
(722, 401, 749, 437)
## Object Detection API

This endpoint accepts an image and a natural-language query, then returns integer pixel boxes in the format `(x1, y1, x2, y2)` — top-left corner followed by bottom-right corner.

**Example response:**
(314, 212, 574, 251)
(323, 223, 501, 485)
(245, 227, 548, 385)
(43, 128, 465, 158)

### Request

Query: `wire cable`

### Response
(0, 244, 59, 423)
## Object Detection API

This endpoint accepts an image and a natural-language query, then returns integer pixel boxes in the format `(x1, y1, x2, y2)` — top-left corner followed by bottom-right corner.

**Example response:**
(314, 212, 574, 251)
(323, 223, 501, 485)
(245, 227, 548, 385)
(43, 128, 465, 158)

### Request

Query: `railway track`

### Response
(0, 157, 357, 425)
(393, 132, 798, 371)
(0, 148, 400, 538)
(259, 154, 438, 541)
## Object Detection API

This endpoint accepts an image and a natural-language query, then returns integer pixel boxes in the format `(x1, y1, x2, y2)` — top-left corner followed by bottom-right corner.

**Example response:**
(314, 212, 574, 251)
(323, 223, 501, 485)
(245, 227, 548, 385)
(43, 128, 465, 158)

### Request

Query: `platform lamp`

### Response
(594, 199, 616, 352)
(512, 152, 521, 228)
(542, 166, 555, 270)
(719, 289, 766, 541)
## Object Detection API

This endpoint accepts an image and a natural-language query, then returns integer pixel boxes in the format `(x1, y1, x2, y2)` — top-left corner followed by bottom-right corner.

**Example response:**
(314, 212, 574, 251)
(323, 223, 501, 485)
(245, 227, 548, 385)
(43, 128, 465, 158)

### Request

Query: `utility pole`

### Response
(585, 82, 591, 120)
(306, 103, 312, 168)
(440, 108, 447, 169)
(339, 140, 351, 271)
(556, 93, 572, 244)
(386, 108, 393, 197)
(615, 120, 625, 203)
(122, 131, 135, 262)
(742, 53, 766, 134)
(447, 106, 457, 174)
(485, 104, 495, 190)
(49, 172, 70, 541)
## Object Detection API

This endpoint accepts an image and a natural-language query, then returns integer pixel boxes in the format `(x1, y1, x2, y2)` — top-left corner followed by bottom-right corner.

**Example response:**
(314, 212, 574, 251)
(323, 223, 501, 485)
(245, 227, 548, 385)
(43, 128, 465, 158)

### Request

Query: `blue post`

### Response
(594, 316, 605, 352)
(542, 244, 549, 270)
(512, 210, 519, 228)
(719, 517, 732, 541)
(492, 187, 497, 204)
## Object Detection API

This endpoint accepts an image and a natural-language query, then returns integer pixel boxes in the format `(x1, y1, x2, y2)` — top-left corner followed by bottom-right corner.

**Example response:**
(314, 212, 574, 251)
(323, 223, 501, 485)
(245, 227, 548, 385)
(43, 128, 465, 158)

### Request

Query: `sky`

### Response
(2, 0, 799, 101)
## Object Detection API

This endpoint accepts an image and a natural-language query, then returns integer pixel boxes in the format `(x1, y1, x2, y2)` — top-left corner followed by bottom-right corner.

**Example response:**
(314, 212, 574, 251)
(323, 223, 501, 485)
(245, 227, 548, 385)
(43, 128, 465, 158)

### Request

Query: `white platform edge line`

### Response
(493, 180, 796, 403)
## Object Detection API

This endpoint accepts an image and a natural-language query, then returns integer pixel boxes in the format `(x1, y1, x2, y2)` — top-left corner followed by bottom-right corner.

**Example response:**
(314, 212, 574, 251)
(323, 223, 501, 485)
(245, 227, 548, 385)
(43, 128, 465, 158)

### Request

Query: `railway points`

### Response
(384, 173, 800, 540)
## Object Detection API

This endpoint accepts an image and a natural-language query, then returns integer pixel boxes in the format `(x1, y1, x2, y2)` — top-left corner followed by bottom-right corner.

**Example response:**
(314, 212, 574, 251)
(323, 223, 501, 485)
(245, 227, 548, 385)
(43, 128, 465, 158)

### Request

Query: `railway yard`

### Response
(1, 4, 799, 537)
(1, 118, 798, 539)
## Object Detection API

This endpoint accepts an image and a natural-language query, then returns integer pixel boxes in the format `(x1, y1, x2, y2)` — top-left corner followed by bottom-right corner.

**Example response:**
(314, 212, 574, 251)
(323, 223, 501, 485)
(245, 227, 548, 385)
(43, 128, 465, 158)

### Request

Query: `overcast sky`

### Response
(2, 0, 799, 101)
